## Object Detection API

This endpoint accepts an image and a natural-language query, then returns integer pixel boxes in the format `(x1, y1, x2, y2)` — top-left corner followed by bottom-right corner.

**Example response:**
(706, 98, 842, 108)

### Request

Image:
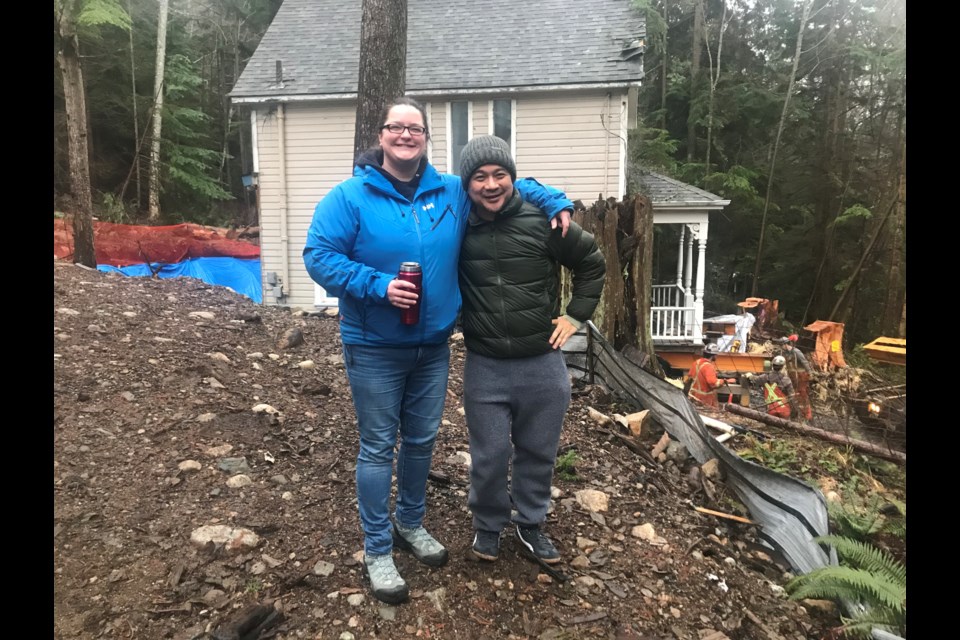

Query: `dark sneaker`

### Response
(363, 554, 409, 604)
(471, 530, 502, 562)
(516, 525, 561, 564)
(393, 522, 449, 567)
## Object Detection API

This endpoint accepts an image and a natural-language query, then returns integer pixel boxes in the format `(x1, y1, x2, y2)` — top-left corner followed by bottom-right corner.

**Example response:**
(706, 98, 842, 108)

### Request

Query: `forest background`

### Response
(52, 0, 906, 349)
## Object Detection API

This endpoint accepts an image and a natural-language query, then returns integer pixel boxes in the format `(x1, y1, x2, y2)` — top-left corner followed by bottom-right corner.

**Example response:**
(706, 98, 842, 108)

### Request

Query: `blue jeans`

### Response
(342, 342, 450, 556)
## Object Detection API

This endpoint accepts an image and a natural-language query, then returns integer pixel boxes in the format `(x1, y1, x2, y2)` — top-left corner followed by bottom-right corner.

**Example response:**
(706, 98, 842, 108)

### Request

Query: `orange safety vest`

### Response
(689, 358, 719, 407)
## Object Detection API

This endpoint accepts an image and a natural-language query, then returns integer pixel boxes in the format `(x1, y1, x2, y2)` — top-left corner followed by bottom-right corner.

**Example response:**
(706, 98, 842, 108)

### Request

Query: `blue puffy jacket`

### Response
(303, 157, 573, 347)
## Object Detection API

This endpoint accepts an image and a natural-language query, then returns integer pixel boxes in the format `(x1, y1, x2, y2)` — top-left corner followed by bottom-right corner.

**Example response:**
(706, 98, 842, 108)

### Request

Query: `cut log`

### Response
(722, 404, 905, 465)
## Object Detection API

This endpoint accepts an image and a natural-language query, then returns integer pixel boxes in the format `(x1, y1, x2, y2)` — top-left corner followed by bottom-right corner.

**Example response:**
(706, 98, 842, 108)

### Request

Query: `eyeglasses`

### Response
(381, 123, 427, 136)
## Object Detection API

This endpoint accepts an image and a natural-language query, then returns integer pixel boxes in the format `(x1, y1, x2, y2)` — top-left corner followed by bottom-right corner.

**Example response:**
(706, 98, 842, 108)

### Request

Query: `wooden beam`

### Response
(722, 404, 905, 465)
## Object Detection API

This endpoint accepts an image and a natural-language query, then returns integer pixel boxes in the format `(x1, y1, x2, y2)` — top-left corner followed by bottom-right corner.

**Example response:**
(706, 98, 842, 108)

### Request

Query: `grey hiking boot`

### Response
(516, 525, 561, 564)
(392, 522, 449, 567)
(471, 530, 501, 562)
(363, 554, 409, 604)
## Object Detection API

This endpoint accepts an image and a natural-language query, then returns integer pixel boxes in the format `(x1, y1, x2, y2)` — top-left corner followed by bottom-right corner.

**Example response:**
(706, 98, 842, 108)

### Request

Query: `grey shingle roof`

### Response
(636, 171, 730, 208)
(231, 0, 645, 100)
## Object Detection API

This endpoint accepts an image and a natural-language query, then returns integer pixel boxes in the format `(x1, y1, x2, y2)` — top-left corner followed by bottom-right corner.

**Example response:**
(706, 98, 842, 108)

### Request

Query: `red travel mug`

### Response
(397, 262, 422, 325)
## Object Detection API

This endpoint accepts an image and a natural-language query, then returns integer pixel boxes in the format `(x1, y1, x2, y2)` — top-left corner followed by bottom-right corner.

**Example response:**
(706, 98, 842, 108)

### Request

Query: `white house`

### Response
(230, 0, 728, 346)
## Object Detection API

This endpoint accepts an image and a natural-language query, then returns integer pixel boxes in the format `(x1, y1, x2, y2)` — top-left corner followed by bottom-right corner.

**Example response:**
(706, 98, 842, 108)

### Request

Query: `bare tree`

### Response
(686, 0, 703, 163)
(148, 0, 171, 220)
(750, 0, 814, 297)
(700, 0, 731, 178)
(127, 0, 141, 212)
(353, 0, 408, 163)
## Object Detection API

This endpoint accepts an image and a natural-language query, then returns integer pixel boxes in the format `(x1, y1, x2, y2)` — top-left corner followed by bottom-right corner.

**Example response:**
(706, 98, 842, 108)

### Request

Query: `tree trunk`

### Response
(750, 0, 813, 297)
(686, 0, 703, 163)
(574, 198, 624, 346)
(353, 0, 408, 164)
(570, 195, 663, 378)
(56, 0, 97, 267)
(631, 194, 665, 377)
(806, 0, 852, 321)
(898, 292, 906, 338)
(722, 404, 905, 465)
(702, 0, 730, 178)
(660, 0, 668, 130)
(148, 0, 170, 221)
(882, 119, 906, 336)
(828, 196, 897, 323)
(127, 0, 141, 213)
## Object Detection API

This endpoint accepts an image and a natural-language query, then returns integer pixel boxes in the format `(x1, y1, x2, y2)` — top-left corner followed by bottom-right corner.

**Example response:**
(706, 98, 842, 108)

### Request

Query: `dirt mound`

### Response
(54, 262, 844, 639)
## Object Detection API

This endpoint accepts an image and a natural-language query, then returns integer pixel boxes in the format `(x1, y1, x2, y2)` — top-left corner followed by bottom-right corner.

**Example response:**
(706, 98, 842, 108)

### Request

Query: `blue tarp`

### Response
(98, 257, 262, 304)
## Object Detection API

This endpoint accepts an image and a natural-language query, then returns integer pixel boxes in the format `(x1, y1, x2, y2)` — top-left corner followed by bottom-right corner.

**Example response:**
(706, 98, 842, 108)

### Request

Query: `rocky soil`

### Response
(54, 262, 856, 640)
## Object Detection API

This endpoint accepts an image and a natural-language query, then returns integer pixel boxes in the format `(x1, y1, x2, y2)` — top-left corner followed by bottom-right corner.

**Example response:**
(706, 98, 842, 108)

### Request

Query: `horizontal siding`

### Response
(473, 104, 489, 138)
(515, 91, 626, 202)
(256, 102, 356, 308)
(428, 102, 447, 172)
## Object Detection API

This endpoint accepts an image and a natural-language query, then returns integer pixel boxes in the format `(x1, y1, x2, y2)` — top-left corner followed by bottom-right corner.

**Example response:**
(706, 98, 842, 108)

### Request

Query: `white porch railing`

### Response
(651, 306, 697, 341)
(652, 284, 685, 308)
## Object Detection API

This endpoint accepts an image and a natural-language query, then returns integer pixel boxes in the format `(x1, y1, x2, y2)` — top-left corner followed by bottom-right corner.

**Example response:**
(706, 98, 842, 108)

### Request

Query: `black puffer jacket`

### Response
(459, 190, 605, 358)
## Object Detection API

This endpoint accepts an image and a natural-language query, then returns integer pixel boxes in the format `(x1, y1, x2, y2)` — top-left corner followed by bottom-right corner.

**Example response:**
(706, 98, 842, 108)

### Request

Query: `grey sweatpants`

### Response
(463, 348, 571, 533)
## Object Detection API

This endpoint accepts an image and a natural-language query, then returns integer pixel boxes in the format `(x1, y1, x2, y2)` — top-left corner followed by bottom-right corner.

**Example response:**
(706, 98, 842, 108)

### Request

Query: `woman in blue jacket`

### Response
(303, 97, 572, 605)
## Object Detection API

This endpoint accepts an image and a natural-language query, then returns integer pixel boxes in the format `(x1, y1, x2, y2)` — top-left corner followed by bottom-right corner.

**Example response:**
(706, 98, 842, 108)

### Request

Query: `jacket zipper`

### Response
(491, 222, 511, 355)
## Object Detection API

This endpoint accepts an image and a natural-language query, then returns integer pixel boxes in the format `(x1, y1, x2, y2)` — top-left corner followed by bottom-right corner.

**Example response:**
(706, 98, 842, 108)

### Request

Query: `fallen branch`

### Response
(693, 506, 758, 525)
(722, 403, 905, 465)
(596, 427, 658, 466)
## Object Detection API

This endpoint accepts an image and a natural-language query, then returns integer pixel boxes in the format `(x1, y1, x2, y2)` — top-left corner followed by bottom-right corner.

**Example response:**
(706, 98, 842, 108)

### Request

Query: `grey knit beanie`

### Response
(459, 135, 516, 187)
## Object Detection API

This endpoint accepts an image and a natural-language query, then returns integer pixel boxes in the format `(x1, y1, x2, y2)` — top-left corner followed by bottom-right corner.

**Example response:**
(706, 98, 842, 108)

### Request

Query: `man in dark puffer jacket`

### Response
(458, 135, 606, 565)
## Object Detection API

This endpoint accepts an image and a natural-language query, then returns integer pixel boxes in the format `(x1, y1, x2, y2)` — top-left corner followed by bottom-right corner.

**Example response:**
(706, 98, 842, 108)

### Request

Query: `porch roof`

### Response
(638, 171, 731, 210)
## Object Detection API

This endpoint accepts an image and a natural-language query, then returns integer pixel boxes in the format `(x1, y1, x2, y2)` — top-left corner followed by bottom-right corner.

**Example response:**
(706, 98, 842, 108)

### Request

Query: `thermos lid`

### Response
(399, 262, 422, 273)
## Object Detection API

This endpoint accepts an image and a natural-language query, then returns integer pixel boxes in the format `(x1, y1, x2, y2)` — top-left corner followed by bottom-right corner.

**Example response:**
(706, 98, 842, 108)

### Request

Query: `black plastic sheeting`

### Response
(562, 324, 833, 573)
(561, 324, 903, 640)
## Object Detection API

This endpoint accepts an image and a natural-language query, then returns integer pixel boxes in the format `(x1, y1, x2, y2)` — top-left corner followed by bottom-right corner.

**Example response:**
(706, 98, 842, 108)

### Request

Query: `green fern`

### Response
(817, 536, 906, 586)
(827, 499, 885, 539)
(786, 535, 905, 638)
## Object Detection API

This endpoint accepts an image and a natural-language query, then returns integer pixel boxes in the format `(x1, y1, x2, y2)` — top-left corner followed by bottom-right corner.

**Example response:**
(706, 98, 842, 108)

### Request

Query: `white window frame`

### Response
(446, 100, 474, 175)
(488, 98, 517, 161)
(424, 101, 433, 162)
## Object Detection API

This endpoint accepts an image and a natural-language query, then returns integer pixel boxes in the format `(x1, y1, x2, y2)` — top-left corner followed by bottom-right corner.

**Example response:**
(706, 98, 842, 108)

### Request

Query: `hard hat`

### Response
(788, 334, 799, 342)
(704, 343, 719, 355)
(772, 355, 786, 368)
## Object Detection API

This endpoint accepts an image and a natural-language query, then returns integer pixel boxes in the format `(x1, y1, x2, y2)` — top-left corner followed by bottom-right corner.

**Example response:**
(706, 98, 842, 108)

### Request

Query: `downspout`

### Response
(250, 109, 261, 224)
(603, 93, 611, 197)
(276, 104, 290, 304)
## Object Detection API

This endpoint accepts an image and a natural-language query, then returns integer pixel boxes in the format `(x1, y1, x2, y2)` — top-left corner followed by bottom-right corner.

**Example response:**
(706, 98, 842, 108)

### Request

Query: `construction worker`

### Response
(745, 355, 795, 419)
(780, 334, 813, 421)
(685, 344, 735, 409)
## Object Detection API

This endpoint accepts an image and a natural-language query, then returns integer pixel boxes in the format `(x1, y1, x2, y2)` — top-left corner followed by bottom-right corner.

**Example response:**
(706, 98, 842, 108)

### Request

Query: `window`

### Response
(449, 101, 470, 175)
(491, 99, 513, 147)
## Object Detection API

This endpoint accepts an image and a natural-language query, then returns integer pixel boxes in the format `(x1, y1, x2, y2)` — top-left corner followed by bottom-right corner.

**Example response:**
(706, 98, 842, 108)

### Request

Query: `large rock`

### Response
(189, 525, 260, 552)
(574, 489, 609, 512)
